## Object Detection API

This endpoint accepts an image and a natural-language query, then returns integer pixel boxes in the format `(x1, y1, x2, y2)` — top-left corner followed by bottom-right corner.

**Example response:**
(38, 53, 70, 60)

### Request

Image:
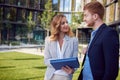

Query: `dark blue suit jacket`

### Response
(78, 24, 119, 80)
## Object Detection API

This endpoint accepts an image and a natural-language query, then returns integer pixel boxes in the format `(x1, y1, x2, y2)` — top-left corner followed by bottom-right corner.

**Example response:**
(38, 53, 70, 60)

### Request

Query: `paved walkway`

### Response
(0, 48, 44, 56)
(12, 48, 44, 56)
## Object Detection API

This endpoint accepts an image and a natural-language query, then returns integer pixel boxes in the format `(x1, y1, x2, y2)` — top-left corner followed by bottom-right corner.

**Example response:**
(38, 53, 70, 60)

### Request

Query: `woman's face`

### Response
(60, 17, 69, 33)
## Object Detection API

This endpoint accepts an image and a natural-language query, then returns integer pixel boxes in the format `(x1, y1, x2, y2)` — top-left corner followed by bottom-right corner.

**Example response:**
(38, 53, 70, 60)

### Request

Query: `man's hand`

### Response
(82, 47, 88, 55)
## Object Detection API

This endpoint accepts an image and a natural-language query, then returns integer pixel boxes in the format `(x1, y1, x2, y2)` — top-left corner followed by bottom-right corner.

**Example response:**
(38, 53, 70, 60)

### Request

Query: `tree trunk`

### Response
(7, 29, 10, 44)
(0, 30, 1, 44)
(27, 33, 31, 44)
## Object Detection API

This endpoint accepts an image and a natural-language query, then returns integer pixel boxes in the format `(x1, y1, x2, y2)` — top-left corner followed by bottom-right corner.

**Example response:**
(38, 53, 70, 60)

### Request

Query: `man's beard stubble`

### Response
(87, 21, 95, 27)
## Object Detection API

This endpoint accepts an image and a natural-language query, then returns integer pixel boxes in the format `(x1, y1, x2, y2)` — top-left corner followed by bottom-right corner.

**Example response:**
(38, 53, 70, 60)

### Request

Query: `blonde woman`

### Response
(44, 14, 78, 80)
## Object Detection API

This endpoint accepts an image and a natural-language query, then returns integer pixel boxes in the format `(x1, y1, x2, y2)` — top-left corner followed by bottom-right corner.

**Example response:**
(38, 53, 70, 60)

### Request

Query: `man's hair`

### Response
(84, 1, 105, 19)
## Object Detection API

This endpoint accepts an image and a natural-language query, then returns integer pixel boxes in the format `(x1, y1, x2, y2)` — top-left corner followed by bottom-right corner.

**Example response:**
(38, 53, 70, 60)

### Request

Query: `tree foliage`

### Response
(26, 12, 35, 43)
(40, 0, 55, 29)
(70, 12, 83, 31)
(27, 12, 35, 33)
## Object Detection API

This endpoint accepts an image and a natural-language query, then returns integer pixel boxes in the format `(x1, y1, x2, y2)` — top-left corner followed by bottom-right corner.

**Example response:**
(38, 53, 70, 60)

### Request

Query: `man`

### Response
(78, 1, 119, 80)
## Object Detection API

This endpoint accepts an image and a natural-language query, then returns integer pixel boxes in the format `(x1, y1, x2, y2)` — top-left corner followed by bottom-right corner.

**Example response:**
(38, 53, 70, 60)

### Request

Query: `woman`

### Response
(44, 14, 78, 80)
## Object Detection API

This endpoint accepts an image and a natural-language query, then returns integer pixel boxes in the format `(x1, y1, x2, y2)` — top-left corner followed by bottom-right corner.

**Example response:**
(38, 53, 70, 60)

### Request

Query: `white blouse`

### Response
(54, 40, 68, 76)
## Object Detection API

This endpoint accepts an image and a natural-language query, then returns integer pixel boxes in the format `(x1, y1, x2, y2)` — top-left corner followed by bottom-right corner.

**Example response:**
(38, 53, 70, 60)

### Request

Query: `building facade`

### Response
(0, 0, 120, 45)
(0, 0, 46, 45)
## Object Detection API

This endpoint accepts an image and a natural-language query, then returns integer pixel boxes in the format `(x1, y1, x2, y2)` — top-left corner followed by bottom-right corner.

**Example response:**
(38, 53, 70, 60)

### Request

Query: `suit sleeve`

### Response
(44, 37, 53, 68)
(102, 30, 119, 80)
(73, 37, 79, 57)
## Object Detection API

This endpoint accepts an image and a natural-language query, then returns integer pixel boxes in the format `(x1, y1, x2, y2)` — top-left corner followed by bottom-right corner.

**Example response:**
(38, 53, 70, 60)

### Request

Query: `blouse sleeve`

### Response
(44, 37, 53, 68)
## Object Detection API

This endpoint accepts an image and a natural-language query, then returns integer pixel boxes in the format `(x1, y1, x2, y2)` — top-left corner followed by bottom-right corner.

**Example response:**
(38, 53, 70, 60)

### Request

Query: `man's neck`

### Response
(93, 20, 104, 30)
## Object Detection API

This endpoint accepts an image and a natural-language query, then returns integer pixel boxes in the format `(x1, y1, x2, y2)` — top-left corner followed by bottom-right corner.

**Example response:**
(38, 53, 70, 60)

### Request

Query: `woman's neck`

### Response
(58, 33, 65, 50)
(59, 32, 65, 40)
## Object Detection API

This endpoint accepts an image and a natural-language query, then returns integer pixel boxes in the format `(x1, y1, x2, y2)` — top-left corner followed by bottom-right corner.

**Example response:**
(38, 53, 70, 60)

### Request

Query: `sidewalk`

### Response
(13, 48, 44, 56)
(0, 48, 44, 56)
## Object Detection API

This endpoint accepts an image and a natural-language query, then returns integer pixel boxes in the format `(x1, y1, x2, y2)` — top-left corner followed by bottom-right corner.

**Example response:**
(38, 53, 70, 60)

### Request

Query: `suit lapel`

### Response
(62, 35, 69, 56)
(88, 24, 106, 53)
(51, 41, 58, 58)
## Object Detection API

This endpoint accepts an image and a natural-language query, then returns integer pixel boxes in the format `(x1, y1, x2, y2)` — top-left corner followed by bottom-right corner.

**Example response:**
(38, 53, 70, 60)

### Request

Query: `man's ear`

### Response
(93, 14, 98, 20)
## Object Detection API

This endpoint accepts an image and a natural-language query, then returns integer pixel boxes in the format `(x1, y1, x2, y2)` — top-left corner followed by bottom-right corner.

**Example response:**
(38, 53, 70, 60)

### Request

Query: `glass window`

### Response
(64, 14, 71, 23)
(52, 0, 58, 11)
(60, 0, 64, 11)
(109, 4, 115, 22)
(29, 0, 34, 8)
(3, 7, 10, 20)
(4, 0, 9, 4)
(9, 0, 16, 5)
(75, 0, 81, 11)
(20, 0, 26, 7)
(60, 0, 72, 12)
(0, 7, 3, 20)
(0, 0, 4, 3)
(26, 0, 34, 8)
(34, 0, 40, 9)
(17, 9, 22, 22)
(40, 0, 44, 10)
(59, 0, 72, 23)
(9, 8, 16, 21)
(65, 0, 71, 11)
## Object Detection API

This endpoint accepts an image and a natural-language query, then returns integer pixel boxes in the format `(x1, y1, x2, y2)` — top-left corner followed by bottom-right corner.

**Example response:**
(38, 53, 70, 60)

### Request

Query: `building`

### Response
(0, 0, 46, 45)
(0, 0, 120, 45)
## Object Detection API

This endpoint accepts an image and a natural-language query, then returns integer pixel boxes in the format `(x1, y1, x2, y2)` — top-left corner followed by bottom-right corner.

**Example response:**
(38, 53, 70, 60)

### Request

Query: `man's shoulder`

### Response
(102, 24, 116, 32)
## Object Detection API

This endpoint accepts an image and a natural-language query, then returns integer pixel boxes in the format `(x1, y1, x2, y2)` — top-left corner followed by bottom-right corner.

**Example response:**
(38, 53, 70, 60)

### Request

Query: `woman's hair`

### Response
(84, 1, 105, 19)
(50, 14, 74, 41)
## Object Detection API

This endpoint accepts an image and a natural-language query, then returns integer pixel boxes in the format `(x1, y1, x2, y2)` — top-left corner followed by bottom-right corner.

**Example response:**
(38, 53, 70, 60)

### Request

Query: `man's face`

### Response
(83, 10, 95, 27)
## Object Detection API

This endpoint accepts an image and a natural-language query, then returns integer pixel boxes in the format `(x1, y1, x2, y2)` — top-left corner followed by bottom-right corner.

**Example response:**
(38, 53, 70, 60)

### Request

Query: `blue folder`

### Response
(50, 57, 80, 70)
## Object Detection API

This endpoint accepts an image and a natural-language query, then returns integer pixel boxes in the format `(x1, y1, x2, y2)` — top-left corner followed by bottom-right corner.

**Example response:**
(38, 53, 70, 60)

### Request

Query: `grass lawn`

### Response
(0, 51, 120, 80)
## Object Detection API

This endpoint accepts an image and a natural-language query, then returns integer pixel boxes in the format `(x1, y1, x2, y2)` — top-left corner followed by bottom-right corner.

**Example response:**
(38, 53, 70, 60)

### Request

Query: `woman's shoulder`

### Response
(71, 36, 78, 40)
(45, 36, 51, 43)
(69, 36, 78, 42)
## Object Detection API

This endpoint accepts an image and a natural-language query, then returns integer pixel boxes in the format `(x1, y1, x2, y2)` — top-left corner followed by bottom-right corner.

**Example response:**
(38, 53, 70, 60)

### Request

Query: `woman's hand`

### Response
(62, 66, 74, 74)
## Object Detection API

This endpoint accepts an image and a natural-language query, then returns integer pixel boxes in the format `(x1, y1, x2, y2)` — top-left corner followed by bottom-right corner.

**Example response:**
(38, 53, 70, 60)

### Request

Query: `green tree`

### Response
(70, 12, 83, 31)
(27, 12, 35, 43)
(40, 0, 55, 36)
